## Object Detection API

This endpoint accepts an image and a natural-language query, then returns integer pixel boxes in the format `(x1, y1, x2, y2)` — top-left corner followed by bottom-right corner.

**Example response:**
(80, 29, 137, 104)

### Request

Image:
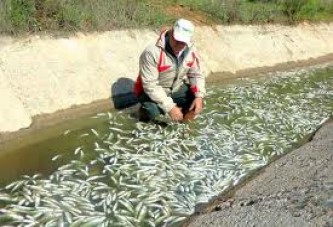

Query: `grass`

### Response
(0, 0, 173, 35)
(0, 0, 333, 35)
(169, 0, 333, 24)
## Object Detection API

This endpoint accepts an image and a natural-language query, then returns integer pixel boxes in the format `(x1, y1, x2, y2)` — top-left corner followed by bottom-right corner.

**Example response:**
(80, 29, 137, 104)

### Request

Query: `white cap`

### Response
(172, 18, 195, 44)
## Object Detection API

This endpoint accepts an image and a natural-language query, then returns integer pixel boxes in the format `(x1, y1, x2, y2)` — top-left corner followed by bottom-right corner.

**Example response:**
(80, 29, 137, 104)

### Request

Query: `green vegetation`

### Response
(0, 0, 333, 35)
(171, 0, 333, 23)
(0, 0, 172, 34)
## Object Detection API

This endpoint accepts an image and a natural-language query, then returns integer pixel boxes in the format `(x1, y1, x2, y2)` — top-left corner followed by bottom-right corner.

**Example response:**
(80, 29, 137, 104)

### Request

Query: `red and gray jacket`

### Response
(134, 30, 206, 113)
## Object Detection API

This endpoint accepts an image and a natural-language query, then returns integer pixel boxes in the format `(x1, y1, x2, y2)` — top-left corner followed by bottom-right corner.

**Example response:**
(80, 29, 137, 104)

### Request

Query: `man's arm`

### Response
(187, 49, 205, 98)
(187, 48, 205, 114)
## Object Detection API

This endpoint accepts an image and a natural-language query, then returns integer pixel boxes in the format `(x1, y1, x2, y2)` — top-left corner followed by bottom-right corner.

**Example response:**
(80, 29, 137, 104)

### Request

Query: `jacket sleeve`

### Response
(139, 49, 176, 113)
(187, 48, 206, 98)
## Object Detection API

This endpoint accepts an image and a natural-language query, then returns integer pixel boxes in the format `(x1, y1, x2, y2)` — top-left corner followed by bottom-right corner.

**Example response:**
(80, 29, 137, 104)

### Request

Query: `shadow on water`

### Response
(110, 77, 138, 110)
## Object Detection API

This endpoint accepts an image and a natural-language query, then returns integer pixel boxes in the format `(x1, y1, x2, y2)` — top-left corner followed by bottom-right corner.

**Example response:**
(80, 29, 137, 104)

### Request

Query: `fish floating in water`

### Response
(0, 66, 332, 226)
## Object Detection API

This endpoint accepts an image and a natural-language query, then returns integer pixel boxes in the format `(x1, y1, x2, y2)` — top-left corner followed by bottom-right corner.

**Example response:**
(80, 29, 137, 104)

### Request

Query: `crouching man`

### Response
(134, 18, 206, 122)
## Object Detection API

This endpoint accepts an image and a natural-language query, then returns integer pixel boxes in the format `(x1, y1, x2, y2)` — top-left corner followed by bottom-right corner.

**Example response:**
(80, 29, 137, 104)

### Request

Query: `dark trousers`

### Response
(138, 84, 195, 121)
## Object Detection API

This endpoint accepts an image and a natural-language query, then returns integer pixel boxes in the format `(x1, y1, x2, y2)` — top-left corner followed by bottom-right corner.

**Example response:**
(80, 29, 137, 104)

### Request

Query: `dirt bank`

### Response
(0, 23, 333, 133)
(186, 118, 333, 227)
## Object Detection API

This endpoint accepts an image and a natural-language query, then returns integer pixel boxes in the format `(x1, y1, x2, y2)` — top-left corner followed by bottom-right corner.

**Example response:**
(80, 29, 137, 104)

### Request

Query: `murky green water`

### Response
(0, 114, 113, 186)
(0, 66, 332, 226)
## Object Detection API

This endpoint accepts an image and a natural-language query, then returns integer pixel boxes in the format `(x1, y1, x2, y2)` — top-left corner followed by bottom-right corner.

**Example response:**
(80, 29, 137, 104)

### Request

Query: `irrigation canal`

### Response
(0, 65, 332, 226)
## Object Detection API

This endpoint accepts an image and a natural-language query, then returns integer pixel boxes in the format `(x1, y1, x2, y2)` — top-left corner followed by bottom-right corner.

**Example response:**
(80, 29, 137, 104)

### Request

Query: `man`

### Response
(134, 18, 205, 122)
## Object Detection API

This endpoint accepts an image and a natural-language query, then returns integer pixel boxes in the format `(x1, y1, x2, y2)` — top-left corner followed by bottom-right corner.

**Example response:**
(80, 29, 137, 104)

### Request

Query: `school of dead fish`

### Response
(0, 67, 332, 226)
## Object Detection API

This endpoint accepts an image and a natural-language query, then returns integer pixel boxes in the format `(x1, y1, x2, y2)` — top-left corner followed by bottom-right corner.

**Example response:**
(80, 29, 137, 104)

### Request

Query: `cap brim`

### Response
(173, 31, 191, 44)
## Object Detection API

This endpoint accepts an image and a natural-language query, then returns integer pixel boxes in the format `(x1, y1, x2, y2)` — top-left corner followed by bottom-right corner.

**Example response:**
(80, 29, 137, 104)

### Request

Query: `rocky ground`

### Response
(186, 119, 333, 227)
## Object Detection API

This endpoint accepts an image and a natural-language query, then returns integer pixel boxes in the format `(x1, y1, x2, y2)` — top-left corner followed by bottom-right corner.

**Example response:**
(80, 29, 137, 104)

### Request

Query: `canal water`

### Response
(0, 65, 332, 226)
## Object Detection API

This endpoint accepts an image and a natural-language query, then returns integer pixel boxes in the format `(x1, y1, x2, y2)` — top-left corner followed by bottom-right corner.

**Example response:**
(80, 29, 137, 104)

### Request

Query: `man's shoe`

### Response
(139, 108, 150, 122)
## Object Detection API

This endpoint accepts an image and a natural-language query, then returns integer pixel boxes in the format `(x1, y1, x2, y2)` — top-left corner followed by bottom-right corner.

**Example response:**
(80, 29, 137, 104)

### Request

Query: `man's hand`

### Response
(168, 106, 183, 122)
(189, 97, 203, 115)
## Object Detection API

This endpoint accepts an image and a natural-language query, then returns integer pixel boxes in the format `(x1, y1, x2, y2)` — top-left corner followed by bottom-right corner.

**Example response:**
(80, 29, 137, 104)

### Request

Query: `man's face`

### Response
(170, 31, 186, 54)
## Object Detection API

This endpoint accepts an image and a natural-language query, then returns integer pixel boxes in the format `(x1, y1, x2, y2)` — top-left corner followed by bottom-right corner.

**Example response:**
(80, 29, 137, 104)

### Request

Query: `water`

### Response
(0, 114, 111, 186)
(0, 66, 332, 226)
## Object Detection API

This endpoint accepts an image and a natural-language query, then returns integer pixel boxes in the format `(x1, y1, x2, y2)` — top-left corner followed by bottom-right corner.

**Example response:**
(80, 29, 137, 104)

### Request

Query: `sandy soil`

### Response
(206, 53, 333, 84)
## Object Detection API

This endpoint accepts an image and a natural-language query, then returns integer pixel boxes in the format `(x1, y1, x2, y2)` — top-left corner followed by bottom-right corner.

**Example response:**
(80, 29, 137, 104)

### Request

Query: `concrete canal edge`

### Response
(0, 22, 333, 136)
(184, 118, 333, 227)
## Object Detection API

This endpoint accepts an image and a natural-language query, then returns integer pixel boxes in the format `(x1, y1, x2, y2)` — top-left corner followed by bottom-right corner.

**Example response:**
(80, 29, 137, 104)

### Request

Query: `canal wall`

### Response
(1, 22, 333, 133)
